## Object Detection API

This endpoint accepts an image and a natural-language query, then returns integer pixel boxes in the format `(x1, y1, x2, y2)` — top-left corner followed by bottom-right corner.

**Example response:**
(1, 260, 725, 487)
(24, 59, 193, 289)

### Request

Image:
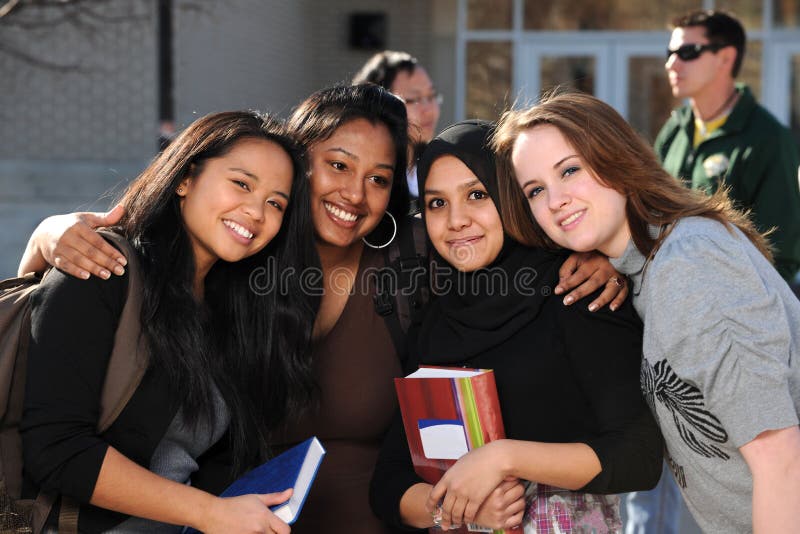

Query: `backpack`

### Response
(374, 216, 431, 362)
(0, 230, 148, 534)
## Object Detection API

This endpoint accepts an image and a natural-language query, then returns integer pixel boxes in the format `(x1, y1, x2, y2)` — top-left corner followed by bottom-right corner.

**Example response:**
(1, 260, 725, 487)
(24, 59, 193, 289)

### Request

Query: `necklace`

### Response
(695, 88, 738, 140)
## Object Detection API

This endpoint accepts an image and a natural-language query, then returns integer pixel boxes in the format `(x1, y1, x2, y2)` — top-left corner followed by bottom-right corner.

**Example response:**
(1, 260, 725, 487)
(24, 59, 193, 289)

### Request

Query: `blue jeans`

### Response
(623, 462, 681, 534)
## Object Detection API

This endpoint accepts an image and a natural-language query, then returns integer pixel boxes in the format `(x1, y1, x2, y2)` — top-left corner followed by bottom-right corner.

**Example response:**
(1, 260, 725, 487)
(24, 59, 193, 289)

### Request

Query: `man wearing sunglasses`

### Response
(655, 9, 800, 285)
(632, 11, 800, 534)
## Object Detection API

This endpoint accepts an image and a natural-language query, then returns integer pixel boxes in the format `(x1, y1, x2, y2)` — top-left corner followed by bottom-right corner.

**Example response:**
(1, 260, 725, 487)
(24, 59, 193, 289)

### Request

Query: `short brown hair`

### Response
(491, 91, 772, 261)
(672, 10, 746, 77)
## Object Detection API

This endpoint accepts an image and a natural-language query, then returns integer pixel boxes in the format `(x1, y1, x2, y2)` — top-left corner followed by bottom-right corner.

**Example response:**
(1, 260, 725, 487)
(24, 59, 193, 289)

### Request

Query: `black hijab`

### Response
(416, 120, 563, 363)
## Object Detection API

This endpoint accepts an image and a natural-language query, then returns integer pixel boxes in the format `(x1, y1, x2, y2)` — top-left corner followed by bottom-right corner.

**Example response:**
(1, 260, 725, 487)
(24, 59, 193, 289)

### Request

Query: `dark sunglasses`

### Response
(666, 43, 727, 61)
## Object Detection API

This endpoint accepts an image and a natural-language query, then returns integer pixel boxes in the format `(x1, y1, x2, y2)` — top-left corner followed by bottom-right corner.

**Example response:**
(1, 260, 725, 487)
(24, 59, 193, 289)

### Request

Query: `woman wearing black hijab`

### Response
(369, 121, 663, 532)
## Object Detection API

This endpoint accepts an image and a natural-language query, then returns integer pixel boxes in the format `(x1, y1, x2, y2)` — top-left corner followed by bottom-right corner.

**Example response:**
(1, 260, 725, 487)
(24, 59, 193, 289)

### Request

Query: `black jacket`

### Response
(369, 288, 664, 531)
(22, 268, 234, 532)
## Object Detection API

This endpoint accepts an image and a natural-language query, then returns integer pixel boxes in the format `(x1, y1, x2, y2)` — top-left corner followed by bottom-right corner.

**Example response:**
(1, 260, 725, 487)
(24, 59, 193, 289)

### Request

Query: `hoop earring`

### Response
(362, 212, 397, 249)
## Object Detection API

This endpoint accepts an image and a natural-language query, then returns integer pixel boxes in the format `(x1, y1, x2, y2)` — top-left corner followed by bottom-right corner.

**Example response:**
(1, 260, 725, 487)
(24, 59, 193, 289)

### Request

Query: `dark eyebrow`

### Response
(326, 147, 358, 160)
(326, 147, 394, 172)
(424, 179, 482, 196)
(458, 179, 481, 192)
(229, 167, 258, 180)
(230, 167, 290, 201)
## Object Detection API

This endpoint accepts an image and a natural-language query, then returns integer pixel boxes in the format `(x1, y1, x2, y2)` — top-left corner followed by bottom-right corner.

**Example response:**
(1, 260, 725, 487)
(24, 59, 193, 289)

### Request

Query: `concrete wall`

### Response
(0, 0, 451, 278)
(0, 0, 157, 277)
(299, 0, 455, 134)
(0, 1, 158, 161)
(305, 0, 432, 87)
(171, 0, 445, 123)
(429, 0, 458, 130)
(173, 0, 315, 124)
(0, 161, 143, 278)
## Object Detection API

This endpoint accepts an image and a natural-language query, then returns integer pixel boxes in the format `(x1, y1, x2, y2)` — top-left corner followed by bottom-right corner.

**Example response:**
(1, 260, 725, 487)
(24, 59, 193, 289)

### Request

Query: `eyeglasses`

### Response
(666, 43, 727, 61)
(397, 92, 443, 107)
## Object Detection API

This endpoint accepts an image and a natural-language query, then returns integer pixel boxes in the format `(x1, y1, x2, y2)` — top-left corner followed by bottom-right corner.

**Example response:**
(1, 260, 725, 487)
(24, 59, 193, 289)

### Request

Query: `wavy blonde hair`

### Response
(491, 91, 773, 262)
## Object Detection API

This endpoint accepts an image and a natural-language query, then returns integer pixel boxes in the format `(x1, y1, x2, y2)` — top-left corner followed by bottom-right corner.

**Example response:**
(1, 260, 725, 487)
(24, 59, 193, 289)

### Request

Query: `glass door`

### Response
(766, 40, 800, 145)
(615, 40, 680, 143)
(517, 39, 610, 106)
(517, 36, 677, 143)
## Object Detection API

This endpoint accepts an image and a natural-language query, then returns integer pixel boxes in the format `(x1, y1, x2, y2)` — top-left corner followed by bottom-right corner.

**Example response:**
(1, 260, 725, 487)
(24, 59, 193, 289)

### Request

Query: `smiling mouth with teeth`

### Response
(223, 219, 254, 239)
(560, 211, 584, 227)
(324, 202, 359, 223)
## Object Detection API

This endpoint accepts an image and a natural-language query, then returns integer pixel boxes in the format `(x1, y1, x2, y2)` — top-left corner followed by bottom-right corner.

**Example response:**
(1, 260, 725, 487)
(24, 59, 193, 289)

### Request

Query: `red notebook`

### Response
(395, 366, 521, 533)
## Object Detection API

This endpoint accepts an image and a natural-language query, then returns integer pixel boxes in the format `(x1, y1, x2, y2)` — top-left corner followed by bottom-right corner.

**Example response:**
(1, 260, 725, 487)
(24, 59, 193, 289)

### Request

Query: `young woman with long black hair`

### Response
(22, 111, 318, 533)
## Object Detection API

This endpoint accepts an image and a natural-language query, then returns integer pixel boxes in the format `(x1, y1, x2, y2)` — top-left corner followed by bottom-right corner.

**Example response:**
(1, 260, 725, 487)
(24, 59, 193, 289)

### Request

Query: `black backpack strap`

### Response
(375, 217, 430, 362)
(400, 217, 430, 328)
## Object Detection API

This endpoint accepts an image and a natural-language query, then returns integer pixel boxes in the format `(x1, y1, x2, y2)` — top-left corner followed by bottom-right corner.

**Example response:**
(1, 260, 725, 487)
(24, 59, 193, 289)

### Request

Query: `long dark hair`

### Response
(288, 84, 411, 235)
(117, 111, 319, 469)
(492, 92, 772, 262)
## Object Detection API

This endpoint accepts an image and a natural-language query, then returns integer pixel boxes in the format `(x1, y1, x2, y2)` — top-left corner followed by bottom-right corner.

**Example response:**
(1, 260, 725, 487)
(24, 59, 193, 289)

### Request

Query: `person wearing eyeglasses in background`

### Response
(353, 50, 442, 208)
(626, 9, 800, 534)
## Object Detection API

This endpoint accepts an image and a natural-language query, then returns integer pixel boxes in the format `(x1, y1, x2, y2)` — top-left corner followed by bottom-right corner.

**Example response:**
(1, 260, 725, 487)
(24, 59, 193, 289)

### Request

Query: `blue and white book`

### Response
(185, 436, 325, 530)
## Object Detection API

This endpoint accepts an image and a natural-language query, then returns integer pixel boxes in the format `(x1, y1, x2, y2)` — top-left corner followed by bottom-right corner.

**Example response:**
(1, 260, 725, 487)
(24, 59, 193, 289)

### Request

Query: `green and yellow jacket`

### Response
(655, 84, 800, 281)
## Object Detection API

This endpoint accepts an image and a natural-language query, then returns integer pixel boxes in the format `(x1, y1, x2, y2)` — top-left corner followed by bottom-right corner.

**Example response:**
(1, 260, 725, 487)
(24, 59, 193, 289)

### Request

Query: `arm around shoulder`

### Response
(17, 207, 127, 279)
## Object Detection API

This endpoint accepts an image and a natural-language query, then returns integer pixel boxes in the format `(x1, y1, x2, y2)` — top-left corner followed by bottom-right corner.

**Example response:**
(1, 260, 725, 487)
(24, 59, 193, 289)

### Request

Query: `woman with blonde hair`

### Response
(492, 91, 800, 534)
